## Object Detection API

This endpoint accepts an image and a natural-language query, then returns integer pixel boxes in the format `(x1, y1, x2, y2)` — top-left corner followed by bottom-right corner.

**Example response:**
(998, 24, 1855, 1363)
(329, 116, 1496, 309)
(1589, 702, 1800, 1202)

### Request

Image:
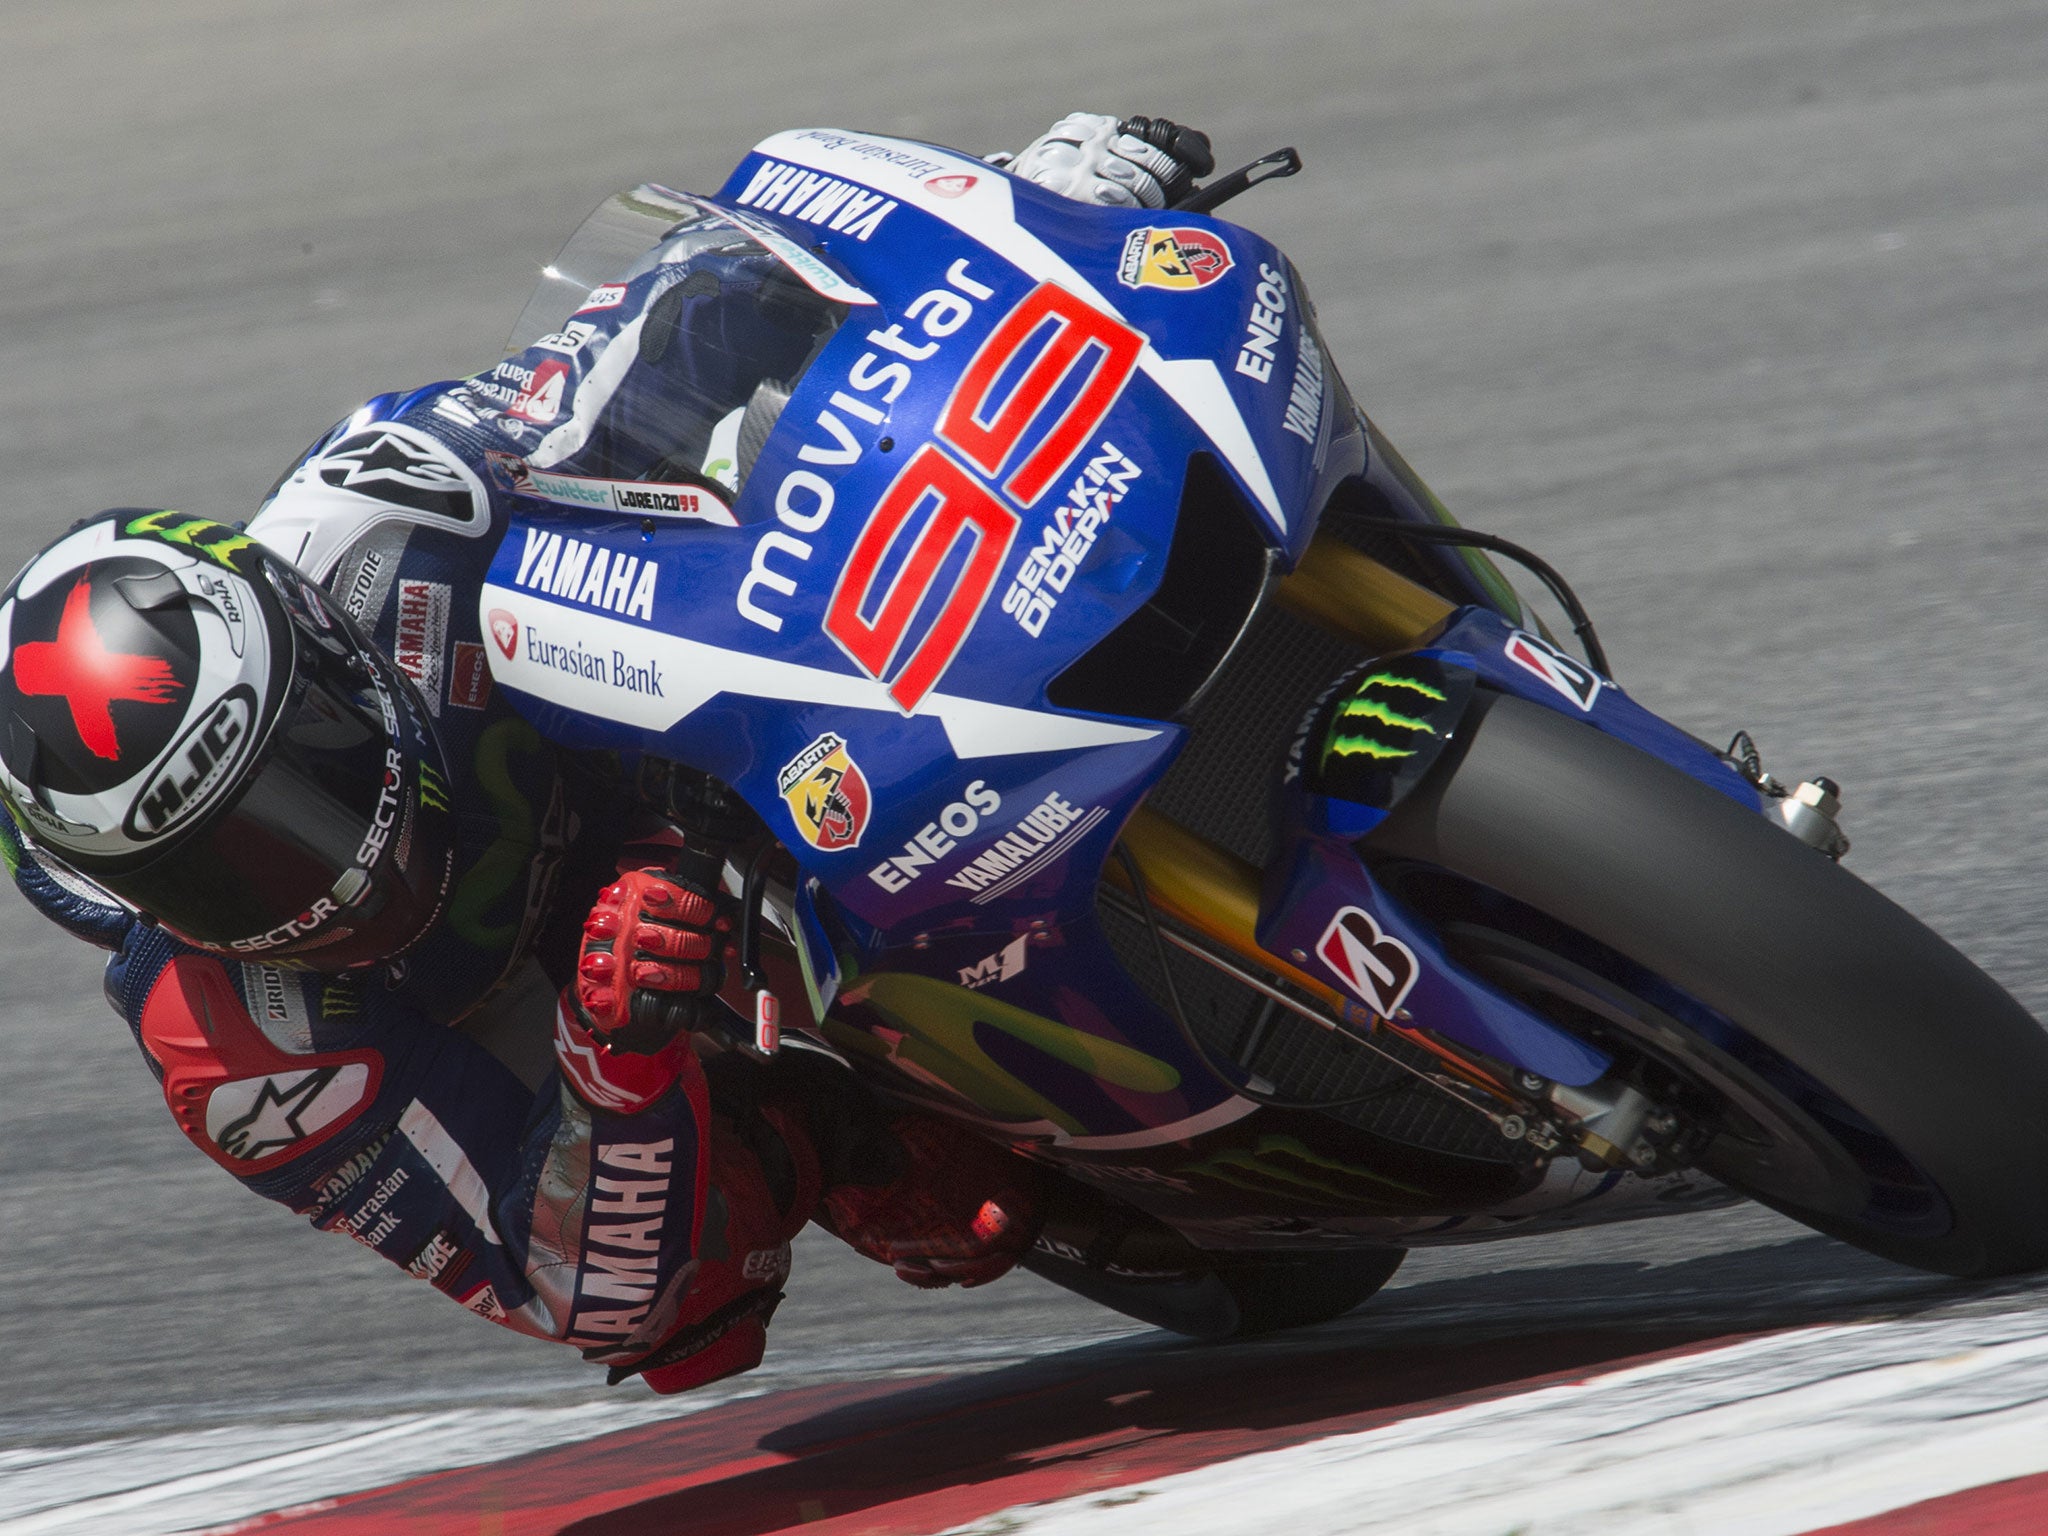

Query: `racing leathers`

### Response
(1, 377, 1039, 1390)
(0, 429, 790, 1385)
(2, 116, 1210, 1391)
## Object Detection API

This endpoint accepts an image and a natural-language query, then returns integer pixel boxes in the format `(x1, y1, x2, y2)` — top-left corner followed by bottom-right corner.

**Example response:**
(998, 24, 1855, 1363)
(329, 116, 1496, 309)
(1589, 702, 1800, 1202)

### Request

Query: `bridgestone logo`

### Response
(257, 967, 290, 1022)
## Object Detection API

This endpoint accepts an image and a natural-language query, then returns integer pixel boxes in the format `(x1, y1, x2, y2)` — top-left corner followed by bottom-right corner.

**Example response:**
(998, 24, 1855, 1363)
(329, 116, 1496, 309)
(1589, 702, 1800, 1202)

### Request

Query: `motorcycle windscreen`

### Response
(506, 184, 703, 356)
(112, 632, 447, 966)
(508, 195, 848, 497)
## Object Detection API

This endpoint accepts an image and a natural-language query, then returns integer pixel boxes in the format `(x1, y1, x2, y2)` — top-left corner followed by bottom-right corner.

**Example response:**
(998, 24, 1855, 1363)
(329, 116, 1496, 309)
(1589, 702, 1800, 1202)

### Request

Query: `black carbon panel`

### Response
(1141, 598, 1371, 870)
(1097, 896, 1512, 1163)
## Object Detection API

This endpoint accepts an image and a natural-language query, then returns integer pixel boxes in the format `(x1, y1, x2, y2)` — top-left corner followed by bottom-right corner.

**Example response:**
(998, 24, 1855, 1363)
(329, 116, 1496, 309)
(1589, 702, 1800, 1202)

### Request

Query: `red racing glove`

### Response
(574, 867, 731, 1053)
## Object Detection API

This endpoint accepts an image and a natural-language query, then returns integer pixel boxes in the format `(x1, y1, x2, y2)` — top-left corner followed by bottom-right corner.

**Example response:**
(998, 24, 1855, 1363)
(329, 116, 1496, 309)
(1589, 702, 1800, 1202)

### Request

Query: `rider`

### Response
(0, 116, 1213, 1394)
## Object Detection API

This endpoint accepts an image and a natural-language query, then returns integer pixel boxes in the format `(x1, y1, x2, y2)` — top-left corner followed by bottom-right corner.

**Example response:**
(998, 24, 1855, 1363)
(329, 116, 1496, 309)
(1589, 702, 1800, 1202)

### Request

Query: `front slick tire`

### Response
(1367, 691, 2048, 1279)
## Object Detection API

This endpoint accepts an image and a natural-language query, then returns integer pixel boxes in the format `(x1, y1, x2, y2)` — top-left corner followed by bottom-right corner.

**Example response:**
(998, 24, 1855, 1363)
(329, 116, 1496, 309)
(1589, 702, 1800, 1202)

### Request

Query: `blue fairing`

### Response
(481, 131, 1340, 946)
(478, 128, 1760, 1137)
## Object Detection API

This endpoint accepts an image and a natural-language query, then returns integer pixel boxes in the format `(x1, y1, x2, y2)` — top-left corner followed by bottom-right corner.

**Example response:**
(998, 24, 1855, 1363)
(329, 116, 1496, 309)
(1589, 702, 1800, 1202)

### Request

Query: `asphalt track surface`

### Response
(1, 0, 2045, 1516)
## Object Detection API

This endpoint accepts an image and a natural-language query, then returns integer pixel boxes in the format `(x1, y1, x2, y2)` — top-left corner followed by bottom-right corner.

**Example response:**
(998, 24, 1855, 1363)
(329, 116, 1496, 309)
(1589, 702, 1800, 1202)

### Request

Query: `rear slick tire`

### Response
(1022, 1246, 1405, 1341)
(1367, 690, 2048, 1279)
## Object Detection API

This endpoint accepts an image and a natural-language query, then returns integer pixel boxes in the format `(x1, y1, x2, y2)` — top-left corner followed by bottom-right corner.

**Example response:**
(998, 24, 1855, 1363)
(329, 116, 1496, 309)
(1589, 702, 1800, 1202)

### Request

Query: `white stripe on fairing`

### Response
(398, 1099, 504, 1247)
(1050, 1091, 1259, 1151)
(746, 130, 1287, 533)
(481, 581, 1161, 761)
(943, 1306, 2048, 1536)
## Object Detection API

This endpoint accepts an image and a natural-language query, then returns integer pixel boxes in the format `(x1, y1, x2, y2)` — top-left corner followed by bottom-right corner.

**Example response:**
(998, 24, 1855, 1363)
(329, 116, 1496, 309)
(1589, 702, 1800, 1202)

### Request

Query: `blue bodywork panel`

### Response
(477, 129, 1763, 1141)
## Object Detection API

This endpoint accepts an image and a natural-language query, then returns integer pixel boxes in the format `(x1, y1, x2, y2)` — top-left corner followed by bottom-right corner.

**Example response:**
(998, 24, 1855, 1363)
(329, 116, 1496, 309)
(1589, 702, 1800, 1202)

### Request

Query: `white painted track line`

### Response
(0, 1398, 722, 1536)
(943, 1305, 2048, 1536)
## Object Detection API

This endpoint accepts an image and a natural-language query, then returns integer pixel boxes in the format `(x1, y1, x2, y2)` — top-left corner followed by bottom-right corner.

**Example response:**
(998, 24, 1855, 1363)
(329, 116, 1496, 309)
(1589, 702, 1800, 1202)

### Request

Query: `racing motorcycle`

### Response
(477, 128, 2048, 1338)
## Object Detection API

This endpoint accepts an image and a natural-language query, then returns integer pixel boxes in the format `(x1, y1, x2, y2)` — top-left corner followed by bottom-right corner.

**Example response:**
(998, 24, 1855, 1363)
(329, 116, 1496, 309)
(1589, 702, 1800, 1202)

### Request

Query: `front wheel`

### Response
(1367, 691, 2048, 1278)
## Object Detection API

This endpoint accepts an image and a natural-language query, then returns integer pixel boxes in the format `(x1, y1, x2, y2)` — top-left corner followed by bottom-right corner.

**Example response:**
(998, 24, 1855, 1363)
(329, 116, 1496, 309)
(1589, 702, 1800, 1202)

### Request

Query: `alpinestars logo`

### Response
(1504, 630, 1603, 712)
(10, 574, 183, 760)
(316, 426, 478, 524)
(1316, 907, 1420, 1021)
(208, 1064, 369, 1161)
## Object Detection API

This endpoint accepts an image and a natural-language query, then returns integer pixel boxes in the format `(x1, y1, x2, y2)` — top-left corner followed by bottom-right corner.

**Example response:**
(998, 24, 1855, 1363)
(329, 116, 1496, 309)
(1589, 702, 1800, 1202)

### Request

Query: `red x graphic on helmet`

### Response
(12, 574, 184, 760)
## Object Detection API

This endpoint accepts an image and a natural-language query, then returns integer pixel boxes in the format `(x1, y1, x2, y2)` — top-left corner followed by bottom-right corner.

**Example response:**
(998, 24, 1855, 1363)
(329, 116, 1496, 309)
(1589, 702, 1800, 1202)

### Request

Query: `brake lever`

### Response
(1174, 147, 1303, 215)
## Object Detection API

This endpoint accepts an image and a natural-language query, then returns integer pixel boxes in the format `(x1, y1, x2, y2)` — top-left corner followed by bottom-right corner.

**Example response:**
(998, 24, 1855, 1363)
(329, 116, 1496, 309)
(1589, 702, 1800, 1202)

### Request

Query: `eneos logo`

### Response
(1117, 226, 1234, 291)
(776, 732, 871, 852)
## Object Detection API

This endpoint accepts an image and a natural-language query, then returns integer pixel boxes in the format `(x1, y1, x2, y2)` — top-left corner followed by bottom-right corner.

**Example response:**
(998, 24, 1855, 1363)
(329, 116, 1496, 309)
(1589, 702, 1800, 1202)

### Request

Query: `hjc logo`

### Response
(133, 694, 250, 834)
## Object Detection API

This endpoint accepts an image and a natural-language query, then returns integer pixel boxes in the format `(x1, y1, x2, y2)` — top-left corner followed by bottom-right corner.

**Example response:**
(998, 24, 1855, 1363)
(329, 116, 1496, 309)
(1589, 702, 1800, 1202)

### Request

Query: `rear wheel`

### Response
(1023, 1243, 1405, 1341)
(1022, 1177, 1405, 1340)
(1367, 691, 2048, 1278)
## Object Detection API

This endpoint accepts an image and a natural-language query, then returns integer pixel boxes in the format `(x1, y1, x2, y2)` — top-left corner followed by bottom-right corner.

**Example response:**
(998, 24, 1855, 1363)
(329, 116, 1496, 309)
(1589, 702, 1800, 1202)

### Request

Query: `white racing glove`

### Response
(995, 112, 1215, 209)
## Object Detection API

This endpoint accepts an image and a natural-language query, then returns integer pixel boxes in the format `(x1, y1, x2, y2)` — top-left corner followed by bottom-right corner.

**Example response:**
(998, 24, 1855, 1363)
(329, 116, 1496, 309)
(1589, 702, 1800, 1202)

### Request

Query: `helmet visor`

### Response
(115, 617, 449, 965)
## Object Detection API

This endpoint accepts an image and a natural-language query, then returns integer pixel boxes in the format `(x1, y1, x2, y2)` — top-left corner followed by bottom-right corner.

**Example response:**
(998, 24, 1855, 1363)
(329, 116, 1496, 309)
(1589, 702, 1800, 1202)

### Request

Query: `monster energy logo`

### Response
(1321, 668, 1446, 769)
(418, 761, 450, 813)
(123, 511, 258, 571)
